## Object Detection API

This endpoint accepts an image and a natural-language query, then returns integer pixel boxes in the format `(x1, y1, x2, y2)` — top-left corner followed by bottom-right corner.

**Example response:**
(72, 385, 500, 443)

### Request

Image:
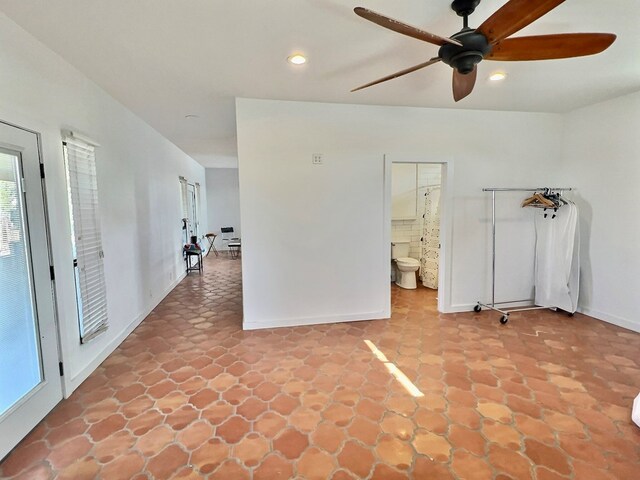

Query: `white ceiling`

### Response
(0, 0, 638, 167)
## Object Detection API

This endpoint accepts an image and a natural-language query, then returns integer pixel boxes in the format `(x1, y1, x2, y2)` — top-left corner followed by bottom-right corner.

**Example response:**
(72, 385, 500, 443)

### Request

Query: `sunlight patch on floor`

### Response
(364, 339, 424, 398)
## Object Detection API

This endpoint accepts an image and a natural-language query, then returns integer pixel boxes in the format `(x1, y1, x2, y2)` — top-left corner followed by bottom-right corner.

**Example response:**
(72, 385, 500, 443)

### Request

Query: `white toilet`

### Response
(391, 240, 421, 289)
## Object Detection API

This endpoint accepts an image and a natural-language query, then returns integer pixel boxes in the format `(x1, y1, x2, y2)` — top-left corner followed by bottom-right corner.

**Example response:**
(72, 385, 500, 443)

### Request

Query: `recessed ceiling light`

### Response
(184, 114, 200, 119)
(287, 54, 307, 65)
(489, 72, 507, 81)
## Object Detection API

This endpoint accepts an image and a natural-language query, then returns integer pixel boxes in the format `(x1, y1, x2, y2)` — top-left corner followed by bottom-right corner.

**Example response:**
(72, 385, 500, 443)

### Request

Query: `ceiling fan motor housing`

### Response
(439, 29, 491, 74)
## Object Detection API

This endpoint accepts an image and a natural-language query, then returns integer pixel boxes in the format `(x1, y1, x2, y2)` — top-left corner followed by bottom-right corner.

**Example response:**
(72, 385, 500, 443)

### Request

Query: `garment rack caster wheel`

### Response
(500, 315, 509, 325)
(473, 304, 481, 313)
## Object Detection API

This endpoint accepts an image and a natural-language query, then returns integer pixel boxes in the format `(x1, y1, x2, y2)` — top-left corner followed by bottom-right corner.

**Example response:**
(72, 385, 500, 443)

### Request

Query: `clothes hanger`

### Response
(547, 192, 570, 209)
(521, 193, 539, 207)
(522, 190, 567, 210)
(544, 193, 559, 208)
(533, 193, 556, 208)
(554, 192, 568, 206)
(521, 191, 552, 207)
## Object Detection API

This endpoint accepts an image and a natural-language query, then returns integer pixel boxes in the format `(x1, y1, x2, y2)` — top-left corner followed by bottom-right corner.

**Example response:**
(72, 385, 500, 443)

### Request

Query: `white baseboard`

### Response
(65, 272, 187, 395)
(243, 310, 390, 331)
(443, 303, 476, 313)
(577, 306, 640, 333)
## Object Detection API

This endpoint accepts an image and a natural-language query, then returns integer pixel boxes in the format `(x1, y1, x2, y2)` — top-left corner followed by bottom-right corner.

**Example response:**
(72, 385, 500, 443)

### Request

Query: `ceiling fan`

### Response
(351, 0, 616, 101)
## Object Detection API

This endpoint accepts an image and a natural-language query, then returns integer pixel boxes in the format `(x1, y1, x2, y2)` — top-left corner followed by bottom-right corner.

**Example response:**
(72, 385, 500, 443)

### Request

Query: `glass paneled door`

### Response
(0, 123, 62, 460)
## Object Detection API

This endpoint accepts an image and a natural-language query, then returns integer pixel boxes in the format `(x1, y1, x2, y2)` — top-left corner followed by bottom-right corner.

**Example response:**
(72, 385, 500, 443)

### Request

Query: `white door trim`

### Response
(384, 155, 455, 313)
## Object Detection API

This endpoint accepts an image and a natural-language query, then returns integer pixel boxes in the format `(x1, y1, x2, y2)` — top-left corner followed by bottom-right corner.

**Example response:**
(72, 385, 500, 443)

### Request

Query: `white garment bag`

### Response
(533, 201, 580, 313)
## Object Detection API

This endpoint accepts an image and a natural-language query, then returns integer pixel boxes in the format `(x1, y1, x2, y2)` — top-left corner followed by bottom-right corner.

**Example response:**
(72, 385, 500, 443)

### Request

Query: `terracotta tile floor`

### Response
(1, 255, 640, 479)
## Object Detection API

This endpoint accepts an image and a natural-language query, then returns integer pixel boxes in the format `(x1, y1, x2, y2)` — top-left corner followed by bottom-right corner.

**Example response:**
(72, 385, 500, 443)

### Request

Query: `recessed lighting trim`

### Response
(287, 54, 307, 65)
(489, 72, 507, 81)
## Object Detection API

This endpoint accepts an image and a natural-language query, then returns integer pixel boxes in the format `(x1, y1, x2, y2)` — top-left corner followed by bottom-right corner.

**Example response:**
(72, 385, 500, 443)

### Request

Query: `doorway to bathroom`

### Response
(385, 157, 451, 313)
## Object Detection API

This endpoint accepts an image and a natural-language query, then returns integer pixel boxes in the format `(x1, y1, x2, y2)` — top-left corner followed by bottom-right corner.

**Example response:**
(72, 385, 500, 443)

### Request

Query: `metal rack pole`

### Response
(482, 187, 573, 192)
(491, 190, 496, 308)
(476, 187, 573, 324)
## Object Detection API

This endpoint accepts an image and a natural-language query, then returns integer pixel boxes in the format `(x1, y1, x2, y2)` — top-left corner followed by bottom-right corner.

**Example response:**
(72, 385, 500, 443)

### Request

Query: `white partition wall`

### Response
(236, 98, 563, 329)
(239, 149, 389, 330)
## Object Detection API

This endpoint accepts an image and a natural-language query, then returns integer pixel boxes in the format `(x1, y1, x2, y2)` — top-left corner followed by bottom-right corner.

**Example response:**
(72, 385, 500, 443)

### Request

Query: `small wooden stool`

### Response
(205, 233, 219, 257)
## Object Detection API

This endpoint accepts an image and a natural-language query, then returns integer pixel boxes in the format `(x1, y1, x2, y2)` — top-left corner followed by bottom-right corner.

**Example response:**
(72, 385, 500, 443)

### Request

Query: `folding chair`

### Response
(220, 227, 240, 254)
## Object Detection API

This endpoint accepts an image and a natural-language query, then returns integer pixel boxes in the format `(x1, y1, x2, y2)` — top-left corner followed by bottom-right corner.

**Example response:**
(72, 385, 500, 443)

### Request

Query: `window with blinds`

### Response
(63, 137, 108, 343)
(179, 176, 201, 241)
(195, 182, 201, 238)
(179, 176, 189, 243)
(179, 176, 188, 219)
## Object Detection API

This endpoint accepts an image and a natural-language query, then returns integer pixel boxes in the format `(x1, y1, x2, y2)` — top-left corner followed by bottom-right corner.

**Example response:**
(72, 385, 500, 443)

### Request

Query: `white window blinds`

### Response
(195, 182, 201, 237)
(179, 176, 188, 220)
(63, 138, 108, 343)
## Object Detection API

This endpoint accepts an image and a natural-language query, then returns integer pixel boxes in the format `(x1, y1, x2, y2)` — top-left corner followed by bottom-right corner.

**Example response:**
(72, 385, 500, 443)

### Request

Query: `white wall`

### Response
(0, 13, 207, 394)
(236, 98, 564, 329)
(560, 91, 640, 332)
(205, 168, 241, 250)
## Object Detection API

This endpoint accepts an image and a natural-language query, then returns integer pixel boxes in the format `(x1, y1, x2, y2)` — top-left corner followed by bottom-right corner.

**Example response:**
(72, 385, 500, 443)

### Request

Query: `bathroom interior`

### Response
(391, 163, 442, 303)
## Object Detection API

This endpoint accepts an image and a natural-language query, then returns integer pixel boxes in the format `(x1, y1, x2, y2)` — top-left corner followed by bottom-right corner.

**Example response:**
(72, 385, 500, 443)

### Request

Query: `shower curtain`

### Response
(421, 186, 441, 289)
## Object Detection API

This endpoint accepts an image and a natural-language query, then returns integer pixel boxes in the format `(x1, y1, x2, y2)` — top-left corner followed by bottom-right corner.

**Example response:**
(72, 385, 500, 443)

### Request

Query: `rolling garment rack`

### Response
(475, 187, 573, 324)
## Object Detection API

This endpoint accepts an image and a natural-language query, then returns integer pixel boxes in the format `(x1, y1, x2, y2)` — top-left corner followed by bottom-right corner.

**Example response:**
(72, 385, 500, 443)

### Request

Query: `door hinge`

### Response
(58, 362, 64, 376)
(50, 265, 55, 281)
(40, 163, 45, 179)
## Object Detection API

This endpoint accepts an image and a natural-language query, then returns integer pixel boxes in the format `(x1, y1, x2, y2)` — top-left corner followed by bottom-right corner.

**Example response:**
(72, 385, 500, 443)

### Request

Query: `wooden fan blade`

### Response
(452, 66, 477, 102)
(351, 58, 441, 92)
(486, 33, 617, 61)
(354, 7, 462, 47)
(478, 0, 566, 44)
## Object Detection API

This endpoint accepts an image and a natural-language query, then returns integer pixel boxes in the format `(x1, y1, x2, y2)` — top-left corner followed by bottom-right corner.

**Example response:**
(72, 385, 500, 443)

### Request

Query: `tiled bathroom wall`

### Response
(391, 164, 441, 259)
